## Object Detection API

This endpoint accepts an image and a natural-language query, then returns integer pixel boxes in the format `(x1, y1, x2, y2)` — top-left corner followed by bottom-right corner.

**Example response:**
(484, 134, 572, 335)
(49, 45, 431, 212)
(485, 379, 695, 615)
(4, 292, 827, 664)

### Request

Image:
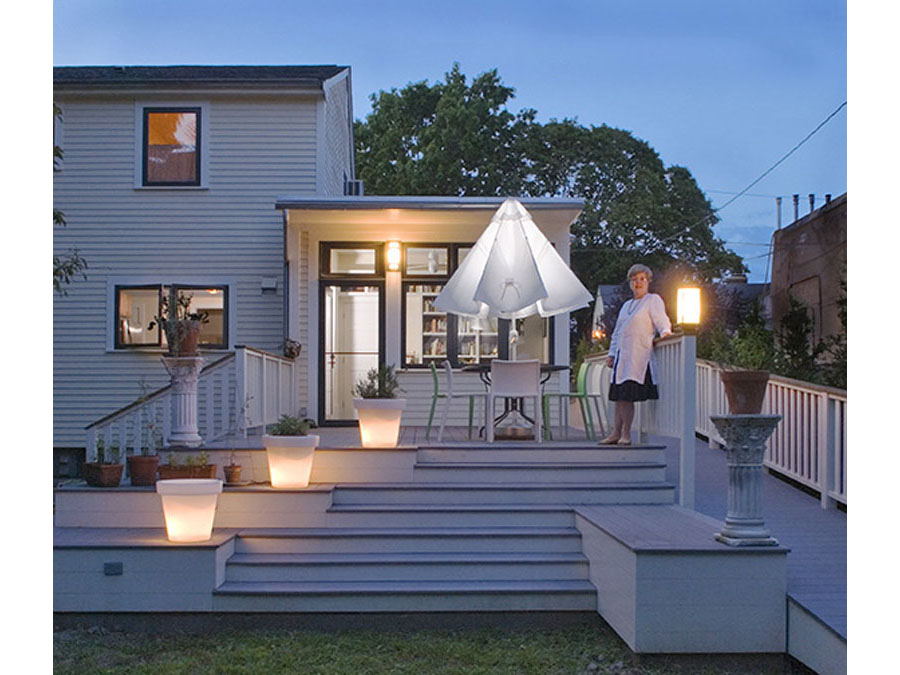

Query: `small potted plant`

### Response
(706, 319, 774, 414)
(127, 424, 161, 486)
(158, 451, 217, 479)
(223, 450, 243, 485)
(353, 364, 406, 447)
(148, 288, 209, 357)
(262, 415, 319, 488)
(83, 438, 124, 487)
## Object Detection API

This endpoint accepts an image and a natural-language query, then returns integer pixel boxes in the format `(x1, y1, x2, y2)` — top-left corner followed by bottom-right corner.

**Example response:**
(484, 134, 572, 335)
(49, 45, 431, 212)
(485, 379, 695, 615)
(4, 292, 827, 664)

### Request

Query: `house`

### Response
(770, 193, 847, 342)
(53, 65, 581, 473)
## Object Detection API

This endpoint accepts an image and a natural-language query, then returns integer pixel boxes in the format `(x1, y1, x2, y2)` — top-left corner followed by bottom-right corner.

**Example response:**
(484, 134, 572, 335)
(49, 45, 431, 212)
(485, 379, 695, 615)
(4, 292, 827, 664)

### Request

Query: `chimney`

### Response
(809, 194, 815, 212)
(825, 193, 832, 203)
(793, 194, 799, 221)
(776, 197, 782, 229)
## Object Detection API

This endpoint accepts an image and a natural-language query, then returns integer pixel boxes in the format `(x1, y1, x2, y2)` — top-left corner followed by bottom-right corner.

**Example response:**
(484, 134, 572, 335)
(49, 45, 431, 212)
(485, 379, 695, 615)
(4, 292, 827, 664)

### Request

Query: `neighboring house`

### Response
(53, 65, 582, 473)
(770, 193, 847, 343)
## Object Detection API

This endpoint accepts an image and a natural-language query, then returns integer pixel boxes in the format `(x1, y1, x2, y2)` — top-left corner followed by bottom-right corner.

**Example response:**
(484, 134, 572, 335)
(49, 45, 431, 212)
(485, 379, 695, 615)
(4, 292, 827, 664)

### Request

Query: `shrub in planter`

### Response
(705, 315, 774, 414)
(147, 289, 210, 357)
(353, 364, 406, 448)
(262, 415, 320, 488)
(127, 425, 161, 486)
(158, 451, 217, 480)
(83, 438, 124, 487)
(223, 451, 243, 484)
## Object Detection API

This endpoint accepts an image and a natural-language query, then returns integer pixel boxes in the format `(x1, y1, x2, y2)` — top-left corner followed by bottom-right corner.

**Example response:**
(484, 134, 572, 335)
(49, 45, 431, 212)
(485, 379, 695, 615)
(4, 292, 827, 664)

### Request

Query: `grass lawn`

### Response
(53, 623, 793, 674)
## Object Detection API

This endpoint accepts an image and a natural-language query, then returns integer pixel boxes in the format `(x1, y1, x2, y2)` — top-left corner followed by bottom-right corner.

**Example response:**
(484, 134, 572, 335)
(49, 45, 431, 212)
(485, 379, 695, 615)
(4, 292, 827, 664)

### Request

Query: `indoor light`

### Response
(677, 287, 701, 329)
(156, 479, 223, 542)
(386, 241, 402, 271)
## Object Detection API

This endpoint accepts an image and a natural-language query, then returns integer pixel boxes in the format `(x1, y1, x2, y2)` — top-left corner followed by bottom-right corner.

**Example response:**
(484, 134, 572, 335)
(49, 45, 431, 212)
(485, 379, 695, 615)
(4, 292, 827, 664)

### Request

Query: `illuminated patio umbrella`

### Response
(433, 198, 592, 319)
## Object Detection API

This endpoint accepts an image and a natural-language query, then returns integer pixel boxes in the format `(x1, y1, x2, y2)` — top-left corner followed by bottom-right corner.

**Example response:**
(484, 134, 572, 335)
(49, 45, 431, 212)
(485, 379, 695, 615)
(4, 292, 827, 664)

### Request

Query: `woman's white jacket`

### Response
(608, 293, 672, 385)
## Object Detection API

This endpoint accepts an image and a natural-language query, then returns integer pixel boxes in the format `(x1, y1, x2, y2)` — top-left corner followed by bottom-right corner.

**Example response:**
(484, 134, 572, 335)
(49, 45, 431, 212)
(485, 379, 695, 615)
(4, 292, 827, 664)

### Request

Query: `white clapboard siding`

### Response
(53, 90, 351, 448)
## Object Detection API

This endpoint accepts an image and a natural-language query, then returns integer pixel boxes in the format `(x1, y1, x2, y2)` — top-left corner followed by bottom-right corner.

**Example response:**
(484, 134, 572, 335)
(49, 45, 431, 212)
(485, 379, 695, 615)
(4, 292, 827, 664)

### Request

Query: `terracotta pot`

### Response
(158, 464, 217, 480)
(224, 465, 243, 484)
(166, 320, 202, 356)
(720, 370, 770, 414)
(83, 463, 124, 487)
(127, 455, 160, 486)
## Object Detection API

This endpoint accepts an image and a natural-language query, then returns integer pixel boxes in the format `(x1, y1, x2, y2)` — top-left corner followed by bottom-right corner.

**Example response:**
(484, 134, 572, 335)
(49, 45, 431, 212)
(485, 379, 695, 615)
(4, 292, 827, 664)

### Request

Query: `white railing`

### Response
(584, 344, 847, 510)
(85, 346, 301, 457)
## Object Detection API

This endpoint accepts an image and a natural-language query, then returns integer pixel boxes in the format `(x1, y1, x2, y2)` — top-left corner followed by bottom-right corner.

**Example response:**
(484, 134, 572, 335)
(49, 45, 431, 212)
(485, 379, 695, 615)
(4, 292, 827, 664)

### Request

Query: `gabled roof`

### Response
(53, 65, 348, 89)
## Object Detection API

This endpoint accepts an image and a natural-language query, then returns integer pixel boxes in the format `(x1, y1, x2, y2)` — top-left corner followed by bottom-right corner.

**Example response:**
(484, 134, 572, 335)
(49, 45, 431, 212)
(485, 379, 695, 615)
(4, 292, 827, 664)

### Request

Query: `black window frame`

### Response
(114, 283, 229, 350)
(319, 242, 385, 279)
(142, 106, 202, 187)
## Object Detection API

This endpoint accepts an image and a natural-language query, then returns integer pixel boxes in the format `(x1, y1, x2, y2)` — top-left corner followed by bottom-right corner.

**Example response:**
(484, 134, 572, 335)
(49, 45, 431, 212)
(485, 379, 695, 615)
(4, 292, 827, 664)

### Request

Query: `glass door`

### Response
(321, 283, 383, 423)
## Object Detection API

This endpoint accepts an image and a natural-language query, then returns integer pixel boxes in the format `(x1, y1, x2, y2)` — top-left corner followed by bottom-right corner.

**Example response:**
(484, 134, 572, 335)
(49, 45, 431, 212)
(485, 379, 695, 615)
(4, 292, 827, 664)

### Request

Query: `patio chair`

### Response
(426, 360, 481, 441)
(541, 361, 607, 440)
(486, 359, 542, 443)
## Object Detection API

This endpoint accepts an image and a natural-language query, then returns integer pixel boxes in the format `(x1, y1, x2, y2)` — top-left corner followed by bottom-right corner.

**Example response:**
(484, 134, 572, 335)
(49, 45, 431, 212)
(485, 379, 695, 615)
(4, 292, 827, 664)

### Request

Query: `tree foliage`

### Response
(53, 103, 87, 295)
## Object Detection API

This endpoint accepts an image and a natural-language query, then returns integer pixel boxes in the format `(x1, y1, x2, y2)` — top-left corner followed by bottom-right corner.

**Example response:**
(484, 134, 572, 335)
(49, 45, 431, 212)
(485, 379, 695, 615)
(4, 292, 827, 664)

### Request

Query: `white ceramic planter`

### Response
(354, 398, 407, 448)
(262, 434, 320, 488)
(156, 479, 223, 543)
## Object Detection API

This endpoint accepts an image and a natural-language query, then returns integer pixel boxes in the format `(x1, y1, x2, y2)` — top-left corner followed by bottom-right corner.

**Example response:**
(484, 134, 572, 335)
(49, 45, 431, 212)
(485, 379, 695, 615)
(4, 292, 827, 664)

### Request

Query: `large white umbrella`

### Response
(433, 198, 592, 319)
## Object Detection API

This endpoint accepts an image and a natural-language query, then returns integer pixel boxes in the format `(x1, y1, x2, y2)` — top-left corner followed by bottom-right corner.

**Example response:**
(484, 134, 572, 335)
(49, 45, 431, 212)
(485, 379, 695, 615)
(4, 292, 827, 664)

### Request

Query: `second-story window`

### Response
(142, 108, 201, 186)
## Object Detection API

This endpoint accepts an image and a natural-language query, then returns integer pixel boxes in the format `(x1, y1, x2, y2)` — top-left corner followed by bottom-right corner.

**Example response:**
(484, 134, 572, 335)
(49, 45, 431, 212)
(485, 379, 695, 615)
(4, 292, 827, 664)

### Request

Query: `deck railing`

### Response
(85, 346, 300, 458)
(585, 339, 847, 510)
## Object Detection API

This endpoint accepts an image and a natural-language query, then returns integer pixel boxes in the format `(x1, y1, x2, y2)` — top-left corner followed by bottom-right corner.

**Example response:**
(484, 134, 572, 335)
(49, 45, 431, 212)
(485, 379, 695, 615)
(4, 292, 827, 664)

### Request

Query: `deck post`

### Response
(161, 356, 205, 447)
(679, 334, 697, 509)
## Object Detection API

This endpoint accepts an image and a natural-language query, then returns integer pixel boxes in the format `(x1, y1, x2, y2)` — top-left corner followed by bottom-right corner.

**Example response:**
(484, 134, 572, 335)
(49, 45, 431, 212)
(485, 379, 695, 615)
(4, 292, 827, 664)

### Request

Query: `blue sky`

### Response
(52, 0, 847, 281)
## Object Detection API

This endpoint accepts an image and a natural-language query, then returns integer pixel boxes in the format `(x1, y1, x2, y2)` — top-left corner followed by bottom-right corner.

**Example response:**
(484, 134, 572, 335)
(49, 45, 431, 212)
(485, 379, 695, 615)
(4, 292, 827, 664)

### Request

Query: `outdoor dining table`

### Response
(462, 363, 569, 432)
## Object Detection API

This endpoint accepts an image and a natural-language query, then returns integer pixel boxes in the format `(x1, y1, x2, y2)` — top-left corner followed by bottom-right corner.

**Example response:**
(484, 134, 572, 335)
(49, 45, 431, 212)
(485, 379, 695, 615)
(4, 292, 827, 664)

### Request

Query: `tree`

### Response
(54, 103, 87, 295)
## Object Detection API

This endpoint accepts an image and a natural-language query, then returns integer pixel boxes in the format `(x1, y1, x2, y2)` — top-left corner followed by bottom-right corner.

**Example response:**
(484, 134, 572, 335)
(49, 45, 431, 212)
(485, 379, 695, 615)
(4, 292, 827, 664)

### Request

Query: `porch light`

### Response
(386, 241, 402, 271)
(677, 287, 701, 331)
(156, 479, 223, 542)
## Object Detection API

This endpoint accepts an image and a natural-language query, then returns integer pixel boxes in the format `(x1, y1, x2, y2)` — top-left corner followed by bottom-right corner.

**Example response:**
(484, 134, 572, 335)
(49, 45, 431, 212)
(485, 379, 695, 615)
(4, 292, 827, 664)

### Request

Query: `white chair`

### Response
(435, 360, 485, 442)
(486, 359, 543, 443)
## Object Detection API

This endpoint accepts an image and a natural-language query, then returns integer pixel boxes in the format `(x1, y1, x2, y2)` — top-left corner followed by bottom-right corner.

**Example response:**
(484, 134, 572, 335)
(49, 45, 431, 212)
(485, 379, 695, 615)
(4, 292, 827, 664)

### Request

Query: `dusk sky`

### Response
(51, 0, 849, 283)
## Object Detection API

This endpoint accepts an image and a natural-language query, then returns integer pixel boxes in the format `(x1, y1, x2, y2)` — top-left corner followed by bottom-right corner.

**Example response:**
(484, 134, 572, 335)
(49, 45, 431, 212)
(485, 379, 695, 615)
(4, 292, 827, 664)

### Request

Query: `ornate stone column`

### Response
(162, 356, 205, 447)
(710, 414, 782, 546)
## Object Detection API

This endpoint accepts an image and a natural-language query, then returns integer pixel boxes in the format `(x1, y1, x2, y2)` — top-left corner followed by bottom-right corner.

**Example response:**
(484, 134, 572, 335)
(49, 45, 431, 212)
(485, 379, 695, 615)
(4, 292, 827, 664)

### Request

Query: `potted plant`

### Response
(127, 424, 161, 486)
(262, 415, 319, 488)
(353, 364, 406, 448)
(158, 451, 217, 480)
(148, 288, 209, 357)
(223, 450, 243, 485)
(706, 320, 774, 415)
(83, 438, 124, 487)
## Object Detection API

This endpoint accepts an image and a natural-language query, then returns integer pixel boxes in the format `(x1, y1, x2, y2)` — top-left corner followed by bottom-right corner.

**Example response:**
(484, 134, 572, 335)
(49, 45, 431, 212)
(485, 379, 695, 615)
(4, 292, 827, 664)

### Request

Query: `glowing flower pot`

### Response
(354, 398, 406, 447)
(261, 434, 320, 488)
(156, 479, 223, 543)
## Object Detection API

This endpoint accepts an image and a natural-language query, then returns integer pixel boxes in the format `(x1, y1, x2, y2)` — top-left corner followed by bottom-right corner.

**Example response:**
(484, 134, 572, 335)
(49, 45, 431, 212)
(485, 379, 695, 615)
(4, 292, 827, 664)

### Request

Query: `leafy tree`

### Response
(53, 103, 87, 294)
(773, 296, 823, 382)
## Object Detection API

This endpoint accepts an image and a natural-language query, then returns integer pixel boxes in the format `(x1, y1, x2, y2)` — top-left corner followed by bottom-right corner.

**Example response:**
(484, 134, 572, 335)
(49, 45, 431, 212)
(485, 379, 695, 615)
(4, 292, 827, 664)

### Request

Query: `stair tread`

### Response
(229, 552, 587, 565)
(328, 503, 574, 512)
(415, 462, 665, 468)
(238, 526, 580, 537)
(216, 579, 596, 595)
(335, 481, 673, 489)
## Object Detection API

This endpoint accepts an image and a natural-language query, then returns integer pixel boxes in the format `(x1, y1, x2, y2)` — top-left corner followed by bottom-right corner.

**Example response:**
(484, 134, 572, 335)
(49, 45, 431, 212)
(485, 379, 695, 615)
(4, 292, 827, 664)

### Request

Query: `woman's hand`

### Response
(606, 356, 614, 368)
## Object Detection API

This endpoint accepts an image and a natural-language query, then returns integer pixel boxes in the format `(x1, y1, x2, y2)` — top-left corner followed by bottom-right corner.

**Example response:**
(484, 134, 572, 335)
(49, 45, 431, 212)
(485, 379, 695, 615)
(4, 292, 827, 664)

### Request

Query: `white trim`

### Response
(315, 96, 327, 195)
(105, 276, 236, 352)
(133, 100, 210, 189)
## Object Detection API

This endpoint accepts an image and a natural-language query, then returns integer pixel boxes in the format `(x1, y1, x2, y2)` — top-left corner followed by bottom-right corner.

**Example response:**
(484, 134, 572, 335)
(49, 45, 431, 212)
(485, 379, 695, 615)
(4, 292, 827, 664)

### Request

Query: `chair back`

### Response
(490, 359, 540, 397)
(575, 362, 590, 395)
(429, 360, 440, 395)
(442, 360, 455, 395)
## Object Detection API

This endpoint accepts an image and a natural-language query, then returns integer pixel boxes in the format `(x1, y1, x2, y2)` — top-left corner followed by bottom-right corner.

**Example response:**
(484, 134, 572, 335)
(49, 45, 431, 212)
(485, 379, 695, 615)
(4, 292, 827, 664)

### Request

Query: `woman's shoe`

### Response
(617, 438, 632, 446)
(598, 435, 620, 445)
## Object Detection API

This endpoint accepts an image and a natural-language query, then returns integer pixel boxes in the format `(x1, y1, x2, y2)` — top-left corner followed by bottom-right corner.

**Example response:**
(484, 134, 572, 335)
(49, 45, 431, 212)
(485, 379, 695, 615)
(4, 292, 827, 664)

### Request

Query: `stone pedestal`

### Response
(162, 356, 205, 447)
(710, 414, 782, 546)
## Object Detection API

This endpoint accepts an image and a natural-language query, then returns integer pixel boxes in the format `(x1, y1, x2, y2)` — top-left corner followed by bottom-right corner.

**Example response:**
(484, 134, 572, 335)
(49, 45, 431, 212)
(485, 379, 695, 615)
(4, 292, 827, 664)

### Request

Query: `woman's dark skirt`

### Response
(608, 364, 658, 402)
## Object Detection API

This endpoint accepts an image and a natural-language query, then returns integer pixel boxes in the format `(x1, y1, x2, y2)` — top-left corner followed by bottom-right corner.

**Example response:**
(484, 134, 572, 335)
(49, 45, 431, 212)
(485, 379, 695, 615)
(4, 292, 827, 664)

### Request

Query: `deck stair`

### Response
(213, 442, 673, 613)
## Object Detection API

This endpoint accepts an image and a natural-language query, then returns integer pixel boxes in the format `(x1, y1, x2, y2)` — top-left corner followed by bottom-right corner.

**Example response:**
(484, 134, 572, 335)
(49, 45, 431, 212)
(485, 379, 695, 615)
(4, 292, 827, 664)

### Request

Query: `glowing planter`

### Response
(354, 398, 406, 448)
(156, 479, 223, 543)
(262, 434, 320, 488)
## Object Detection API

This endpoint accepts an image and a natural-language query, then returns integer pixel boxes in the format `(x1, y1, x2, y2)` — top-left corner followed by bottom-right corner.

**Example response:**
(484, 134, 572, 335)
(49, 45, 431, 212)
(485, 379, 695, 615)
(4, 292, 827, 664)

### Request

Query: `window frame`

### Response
(112, 282, 230, 351)
(319, 242, 386, 279)
(134, 101, 209, 189)
(141, 106, 202, 187)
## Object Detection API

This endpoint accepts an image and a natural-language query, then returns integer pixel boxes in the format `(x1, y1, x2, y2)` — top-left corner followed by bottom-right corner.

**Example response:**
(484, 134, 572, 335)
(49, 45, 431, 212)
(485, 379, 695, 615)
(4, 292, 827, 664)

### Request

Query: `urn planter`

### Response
(720, 370, 770, 414)
(262, 434, 320, 488)
(354, 398, 407, 448)
(156, 479, 223, 542)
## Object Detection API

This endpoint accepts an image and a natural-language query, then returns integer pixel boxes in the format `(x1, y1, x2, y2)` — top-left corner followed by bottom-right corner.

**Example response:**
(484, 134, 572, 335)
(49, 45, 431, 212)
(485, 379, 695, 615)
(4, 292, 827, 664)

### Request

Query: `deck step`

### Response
(331, 482, 675, 505)
(325, 503, 575, 527)
(234, 527, 585, 554)
(212, 579, 598, 612)
(226, 551, 589, 582)
(412, 461, 666, 483)
(417, 445, 666, 464)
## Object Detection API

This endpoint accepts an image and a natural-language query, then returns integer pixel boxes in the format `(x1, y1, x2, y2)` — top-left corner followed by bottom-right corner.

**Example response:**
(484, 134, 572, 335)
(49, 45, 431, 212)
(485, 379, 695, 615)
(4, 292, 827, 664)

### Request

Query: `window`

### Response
(320, 243, 384, 277)
(142, 108, 201, 186)
(115, 285, 227, 350)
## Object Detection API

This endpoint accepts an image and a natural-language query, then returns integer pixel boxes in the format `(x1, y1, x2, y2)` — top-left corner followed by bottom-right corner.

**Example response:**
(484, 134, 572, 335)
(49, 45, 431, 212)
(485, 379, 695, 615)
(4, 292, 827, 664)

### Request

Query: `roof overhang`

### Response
(276, 196, 584, 240)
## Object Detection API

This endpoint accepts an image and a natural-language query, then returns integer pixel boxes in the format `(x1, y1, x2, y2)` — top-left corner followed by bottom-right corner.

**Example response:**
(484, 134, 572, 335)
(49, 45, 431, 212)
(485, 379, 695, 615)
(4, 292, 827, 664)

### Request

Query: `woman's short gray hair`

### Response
(627, 264, 653, 281)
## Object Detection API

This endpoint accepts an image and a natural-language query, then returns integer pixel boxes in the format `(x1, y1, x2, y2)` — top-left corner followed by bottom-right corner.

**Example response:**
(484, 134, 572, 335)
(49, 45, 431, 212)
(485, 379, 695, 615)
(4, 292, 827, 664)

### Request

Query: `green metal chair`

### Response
(542, 362, 607, 440)
(425, 360, 480, 441)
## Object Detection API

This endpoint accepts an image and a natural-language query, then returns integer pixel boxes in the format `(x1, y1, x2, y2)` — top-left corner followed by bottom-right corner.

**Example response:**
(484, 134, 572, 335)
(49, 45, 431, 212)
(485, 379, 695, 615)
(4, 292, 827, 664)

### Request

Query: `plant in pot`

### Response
(706, 318, 775, 415)
(223, 450, 243, 485)
(148, 288, 210, 357)
(83, 438, 124, 487)
(262, 414, 320, 488)
(127, 423, 161, 486)
(353, 364, 406, 447)
(158, 451, 217, 480)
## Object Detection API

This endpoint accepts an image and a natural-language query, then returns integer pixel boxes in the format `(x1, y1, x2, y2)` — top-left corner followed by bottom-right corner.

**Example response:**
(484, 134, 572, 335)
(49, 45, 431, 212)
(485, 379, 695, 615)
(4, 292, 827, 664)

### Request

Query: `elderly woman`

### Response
(600, 264, 672, 445)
